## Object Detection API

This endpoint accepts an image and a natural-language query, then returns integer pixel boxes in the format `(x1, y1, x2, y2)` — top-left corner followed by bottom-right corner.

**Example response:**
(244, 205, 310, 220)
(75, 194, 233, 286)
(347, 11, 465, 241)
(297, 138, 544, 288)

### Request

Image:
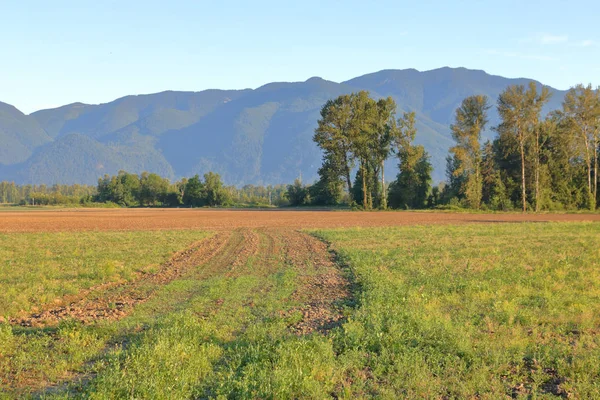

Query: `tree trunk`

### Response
(343, 152, 352, 194)
(520, 141, 527, 212)
(381, 159, 386, 209)
(475, 161, 481, 210)
(535, 160, 540, 212)
(361, 161, 368, 209)
(594, 137, 598, 209)
(583, 132, 592, 197)
(535, 132, 540, 213)
(588, 161, 592, 196)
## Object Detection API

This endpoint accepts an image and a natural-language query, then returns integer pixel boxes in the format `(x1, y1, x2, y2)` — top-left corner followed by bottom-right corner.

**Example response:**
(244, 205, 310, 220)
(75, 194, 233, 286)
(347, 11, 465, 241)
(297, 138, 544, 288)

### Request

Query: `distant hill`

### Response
(0, 102, 52, 165)
(0, 67, 566, 185)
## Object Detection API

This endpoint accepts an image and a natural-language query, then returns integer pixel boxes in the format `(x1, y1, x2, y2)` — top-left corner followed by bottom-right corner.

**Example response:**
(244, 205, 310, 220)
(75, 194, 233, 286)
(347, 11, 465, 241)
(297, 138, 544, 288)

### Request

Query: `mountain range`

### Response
(0, 67, 566, 185)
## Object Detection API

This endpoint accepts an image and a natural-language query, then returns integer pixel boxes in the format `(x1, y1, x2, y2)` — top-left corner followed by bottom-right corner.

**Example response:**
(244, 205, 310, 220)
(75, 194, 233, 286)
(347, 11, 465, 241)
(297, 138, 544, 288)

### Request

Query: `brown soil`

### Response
(1, 208, 599, 233)
(277, 229, 352, 334)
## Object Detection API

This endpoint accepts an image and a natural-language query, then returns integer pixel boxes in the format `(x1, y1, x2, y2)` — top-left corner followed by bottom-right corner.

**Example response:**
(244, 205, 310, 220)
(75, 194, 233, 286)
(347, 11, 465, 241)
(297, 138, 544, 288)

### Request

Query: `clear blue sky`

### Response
(2, 0, 599, 114)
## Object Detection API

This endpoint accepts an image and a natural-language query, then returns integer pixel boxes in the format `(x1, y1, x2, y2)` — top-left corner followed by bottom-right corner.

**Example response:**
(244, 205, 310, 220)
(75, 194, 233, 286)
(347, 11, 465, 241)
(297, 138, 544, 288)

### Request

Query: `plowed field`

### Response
(1, 208, 599, 232)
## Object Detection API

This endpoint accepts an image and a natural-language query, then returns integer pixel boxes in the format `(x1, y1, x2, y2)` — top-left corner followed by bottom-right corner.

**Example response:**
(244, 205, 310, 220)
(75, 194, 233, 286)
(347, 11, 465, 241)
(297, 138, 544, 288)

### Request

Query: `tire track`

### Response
(9, 231, 232, 327)
(245, 228, 352, 335)
(9, 228, 352, 334)
(276, 229, 352, 335)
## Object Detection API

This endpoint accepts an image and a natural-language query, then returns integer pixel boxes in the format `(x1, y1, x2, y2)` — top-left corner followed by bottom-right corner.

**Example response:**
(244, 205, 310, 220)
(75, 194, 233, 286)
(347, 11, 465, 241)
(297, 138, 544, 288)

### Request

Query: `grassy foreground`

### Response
(0, 223, 599, 398)
(313, 223, 600, 398)
(0, 230, 210, 317)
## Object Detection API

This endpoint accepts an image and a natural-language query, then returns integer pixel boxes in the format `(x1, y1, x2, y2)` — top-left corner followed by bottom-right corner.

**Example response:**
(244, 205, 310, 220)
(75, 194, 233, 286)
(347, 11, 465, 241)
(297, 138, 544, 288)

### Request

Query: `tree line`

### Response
(445, 83, 600, 211)
(0, 173, 289, 207)
(96, 171, 290, 207)
(0, 182, 96, 205)
(304, 85, 599, 211)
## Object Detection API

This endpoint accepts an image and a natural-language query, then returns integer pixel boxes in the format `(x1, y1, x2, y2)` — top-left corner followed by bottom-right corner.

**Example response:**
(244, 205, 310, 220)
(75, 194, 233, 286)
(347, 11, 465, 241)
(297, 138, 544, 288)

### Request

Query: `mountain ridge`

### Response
(0, 67, 567, 185)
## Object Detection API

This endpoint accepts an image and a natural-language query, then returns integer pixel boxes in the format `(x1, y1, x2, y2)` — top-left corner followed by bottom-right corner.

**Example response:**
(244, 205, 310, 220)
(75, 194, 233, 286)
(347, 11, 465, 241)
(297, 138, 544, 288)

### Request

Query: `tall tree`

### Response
(496, 82, 550, 211)
(525, 84, 552, 211)
(350, 91, 378, 209)
(388, 111, 432, 209)
(449, 95, 490, 209)
(531, 118, 554, 211)
(369, 97, 397, 209)
(313, 94, 356, 195)
(561, 84, 600, 209)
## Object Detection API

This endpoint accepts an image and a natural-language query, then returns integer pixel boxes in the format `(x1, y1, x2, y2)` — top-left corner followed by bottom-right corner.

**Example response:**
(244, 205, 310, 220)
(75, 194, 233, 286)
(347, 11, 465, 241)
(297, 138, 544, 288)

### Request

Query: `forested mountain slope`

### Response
(0, 67, 565, 184)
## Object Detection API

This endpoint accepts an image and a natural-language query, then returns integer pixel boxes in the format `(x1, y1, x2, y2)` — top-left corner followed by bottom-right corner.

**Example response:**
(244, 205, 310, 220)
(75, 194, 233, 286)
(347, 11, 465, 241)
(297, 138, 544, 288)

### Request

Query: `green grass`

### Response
(1, 223, 599, 398)
(1, 230, 339, 398)
(311, 223, 600, 398)
(0, 230, 210, 317)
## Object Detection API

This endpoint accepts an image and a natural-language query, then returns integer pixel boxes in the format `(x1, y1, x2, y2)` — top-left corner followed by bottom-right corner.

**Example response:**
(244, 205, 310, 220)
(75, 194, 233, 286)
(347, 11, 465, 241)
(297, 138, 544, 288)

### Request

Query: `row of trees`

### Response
(311, 91, 432, 209)
(1, 175, 292, 208)
(232, 184, 289, 207)
(0, 182, 96, 205)
(0, 169, 295, 209)
(97, 171, 291, 207)
(310, 84, 599, 212)
(96, 171, 233, 207)
(446, 83, 600, 211)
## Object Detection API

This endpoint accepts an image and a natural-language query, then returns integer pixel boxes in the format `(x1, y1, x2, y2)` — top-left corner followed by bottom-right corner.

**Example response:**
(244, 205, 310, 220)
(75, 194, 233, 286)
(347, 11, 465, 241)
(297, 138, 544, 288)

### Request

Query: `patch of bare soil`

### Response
(509, 358, 571, 399)
(274, 229, 353, 335)
(9, 231, 232, 327)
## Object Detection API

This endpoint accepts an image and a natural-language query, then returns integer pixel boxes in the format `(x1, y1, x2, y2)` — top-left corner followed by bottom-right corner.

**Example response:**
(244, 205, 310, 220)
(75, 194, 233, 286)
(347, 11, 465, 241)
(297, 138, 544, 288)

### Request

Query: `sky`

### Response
(1, 0, 599, 114)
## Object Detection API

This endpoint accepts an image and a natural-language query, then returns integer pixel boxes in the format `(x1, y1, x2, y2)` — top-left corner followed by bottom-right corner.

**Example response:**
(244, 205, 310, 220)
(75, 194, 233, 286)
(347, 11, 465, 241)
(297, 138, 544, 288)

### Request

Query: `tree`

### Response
(175, 178, 188, 204)
(286, 179, 309, 206)
(313, 94, 357, 195)
(183, 175, 205, 207)
(388, 112, 432, 209)
(139, 172, 169, 206)
(496, 82, 550, 211)
(369, 97, 397, 209)
(531, 118, 554, 211)
(388, 151, 432, 209)
(96, 171, 140, 206)
(311, 155, 344, 205)
(203, 172, 230, 206)
(313, 91, 399, 209)
(561, 84, 600, 209)
(349, 91, 378, 209)
(449, 95, 490, 209)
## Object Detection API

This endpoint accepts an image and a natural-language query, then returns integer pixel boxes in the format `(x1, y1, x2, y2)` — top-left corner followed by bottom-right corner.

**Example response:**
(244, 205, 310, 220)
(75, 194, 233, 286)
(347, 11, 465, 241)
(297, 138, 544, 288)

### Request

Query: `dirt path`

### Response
(275, 229, 352, 334)
(9, 228, 350, 333)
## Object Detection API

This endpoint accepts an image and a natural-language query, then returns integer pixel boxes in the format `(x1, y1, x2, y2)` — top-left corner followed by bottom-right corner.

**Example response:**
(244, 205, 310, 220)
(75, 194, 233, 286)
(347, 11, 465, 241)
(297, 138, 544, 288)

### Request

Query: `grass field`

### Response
(0, 230, 211, 317)
(1, 214, 599, 398)
(313, 223, 600, 398)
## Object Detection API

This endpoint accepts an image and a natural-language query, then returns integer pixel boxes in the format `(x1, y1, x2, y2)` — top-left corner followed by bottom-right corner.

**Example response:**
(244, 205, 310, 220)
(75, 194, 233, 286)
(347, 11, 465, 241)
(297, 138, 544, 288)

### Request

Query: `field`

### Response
(1, 209, 599, 398)
(1, 208, 599, 232)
